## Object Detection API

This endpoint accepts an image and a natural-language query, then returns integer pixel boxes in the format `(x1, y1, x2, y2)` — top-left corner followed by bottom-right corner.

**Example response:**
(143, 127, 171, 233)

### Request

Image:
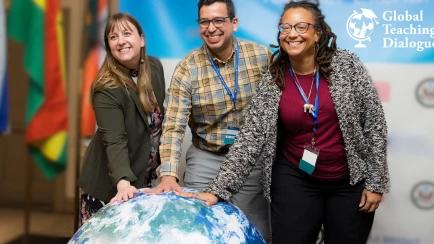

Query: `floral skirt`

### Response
(79, 193, 106, 227)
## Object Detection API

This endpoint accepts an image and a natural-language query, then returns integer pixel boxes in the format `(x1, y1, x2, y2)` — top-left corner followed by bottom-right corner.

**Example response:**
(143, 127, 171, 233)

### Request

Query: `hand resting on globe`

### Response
(175, 190, 219, 206)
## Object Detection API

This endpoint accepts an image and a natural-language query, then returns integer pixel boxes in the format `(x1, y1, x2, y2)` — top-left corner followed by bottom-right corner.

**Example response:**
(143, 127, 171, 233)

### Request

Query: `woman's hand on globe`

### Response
(175, 190, 219, 206)
(110, 179, 139, 204)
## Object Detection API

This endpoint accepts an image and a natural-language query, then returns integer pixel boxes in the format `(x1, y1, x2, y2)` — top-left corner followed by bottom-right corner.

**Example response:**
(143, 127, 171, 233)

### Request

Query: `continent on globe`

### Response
(69, 191, 265, 244)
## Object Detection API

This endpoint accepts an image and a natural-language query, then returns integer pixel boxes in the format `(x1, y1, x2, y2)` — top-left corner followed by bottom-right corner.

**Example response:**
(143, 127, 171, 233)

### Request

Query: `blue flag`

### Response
(0, 0, 9, 134)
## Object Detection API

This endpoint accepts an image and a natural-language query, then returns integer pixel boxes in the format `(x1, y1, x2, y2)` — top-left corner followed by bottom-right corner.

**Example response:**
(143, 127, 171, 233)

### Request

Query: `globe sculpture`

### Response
(69, 191, 265, 244)
(346, 8, 379, 48)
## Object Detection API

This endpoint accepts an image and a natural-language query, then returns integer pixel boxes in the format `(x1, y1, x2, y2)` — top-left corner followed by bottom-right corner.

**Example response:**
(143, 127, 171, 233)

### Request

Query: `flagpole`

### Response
(23, 154, 34, 244)
(61, 0, 84, 231)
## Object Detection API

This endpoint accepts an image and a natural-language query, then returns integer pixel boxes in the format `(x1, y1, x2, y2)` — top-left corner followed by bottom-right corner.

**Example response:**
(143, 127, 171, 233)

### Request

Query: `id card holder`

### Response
(223, 127, 240, 145)
(298, 144, 319, 175)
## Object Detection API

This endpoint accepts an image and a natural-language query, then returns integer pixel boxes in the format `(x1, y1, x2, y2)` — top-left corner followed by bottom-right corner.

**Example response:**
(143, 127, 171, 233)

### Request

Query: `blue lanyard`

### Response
(208, 46, 239, 110)
(289, 67, 320, 135)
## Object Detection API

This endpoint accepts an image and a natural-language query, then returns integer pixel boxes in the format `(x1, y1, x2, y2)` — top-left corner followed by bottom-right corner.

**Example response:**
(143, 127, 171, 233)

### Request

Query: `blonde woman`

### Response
(78, 13, 165, 225)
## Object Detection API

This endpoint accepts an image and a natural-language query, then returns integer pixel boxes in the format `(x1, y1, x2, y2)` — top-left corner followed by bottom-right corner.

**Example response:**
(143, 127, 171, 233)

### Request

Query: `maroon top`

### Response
(278, 70, 349, 180)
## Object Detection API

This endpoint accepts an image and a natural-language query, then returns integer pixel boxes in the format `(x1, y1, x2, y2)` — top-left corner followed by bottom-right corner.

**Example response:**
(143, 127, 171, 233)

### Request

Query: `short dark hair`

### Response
(197, 0, 236, 20)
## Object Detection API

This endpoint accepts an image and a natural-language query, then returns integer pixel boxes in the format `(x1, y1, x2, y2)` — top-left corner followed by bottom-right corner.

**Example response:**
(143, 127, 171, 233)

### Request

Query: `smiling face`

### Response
(199, 2, 238, 60)
(279, 7, 319, 62)
(107, 20, 144, 69)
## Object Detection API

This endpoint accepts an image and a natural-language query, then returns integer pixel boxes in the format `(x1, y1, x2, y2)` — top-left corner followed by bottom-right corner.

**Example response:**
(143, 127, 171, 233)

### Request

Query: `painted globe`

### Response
(69, 191, 265, 244)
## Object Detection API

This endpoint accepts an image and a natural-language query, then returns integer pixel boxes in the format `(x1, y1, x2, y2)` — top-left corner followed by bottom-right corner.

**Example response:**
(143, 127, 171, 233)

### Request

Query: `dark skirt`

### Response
(79, 193, 106, 227)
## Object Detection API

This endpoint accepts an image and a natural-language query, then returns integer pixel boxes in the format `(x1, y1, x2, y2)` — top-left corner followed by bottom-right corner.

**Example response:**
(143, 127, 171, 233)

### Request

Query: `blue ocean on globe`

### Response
(69, 191, 265, 244)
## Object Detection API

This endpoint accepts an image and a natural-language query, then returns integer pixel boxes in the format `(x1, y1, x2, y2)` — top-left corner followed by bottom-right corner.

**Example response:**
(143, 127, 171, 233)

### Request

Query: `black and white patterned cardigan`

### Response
(205, 49, 390, 202)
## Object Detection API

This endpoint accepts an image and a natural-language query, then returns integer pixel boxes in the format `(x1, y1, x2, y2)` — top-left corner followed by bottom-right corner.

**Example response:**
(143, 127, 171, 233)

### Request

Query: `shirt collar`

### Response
(203, 38, 238, 65)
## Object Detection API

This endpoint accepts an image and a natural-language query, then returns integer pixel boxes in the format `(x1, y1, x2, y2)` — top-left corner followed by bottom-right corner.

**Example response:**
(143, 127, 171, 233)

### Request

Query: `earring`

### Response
(328, 36, 334, 47)
(140, 58, 145, 63)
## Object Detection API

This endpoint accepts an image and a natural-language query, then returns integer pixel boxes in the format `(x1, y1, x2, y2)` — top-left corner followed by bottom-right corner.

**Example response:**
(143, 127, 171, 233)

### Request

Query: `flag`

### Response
(0, 0, 9, 134)
(8, 0, 68, 179)
(81, 0, 107, 137)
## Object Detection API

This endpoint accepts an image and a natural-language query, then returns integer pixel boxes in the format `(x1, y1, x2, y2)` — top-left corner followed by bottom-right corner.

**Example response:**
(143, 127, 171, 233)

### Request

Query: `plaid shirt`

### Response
(158, 39, 270, 178)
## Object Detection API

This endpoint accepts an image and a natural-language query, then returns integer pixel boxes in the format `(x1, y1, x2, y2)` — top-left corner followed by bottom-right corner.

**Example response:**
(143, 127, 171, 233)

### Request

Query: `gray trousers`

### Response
(184, 145, 270, 239)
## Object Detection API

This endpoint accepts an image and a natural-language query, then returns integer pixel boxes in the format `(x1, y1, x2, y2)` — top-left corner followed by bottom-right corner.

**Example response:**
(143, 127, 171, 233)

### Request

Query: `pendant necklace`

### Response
(291, 66, 316, 114)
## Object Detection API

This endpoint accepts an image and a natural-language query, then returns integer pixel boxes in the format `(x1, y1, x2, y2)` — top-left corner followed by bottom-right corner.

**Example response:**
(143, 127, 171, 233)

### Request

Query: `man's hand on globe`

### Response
(144, 175, 182, 194)
(110, 179, 139, 203)
(175, 190, 219, 206)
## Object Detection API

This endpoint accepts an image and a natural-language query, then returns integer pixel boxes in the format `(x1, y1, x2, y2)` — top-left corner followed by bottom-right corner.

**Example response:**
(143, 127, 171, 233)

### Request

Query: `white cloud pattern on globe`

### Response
(69, 191, 265, 244)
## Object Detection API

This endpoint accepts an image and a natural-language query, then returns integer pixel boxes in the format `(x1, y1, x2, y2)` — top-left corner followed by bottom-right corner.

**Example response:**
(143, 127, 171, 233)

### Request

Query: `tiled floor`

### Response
(0, 208, 74, 243)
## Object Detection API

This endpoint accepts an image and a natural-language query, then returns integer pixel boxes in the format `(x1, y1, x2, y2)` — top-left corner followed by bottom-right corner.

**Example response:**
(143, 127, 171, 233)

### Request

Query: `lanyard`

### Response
(289, 67, 320, 137)
(208, 46, 239, 110)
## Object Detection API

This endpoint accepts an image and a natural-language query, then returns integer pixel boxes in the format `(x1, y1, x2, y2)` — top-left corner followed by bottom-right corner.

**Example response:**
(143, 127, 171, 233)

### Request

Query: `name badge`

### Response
(223, 127, 239, 145)
(298, 145, 319, 175)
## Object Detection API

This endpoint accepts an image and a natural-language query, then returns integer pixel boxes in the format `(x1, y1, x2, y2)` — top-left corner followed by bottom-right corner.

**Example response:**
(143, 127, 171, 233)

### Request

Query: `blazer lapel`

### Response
(127, 87, 149, 127)
(150, 72, 165, 113)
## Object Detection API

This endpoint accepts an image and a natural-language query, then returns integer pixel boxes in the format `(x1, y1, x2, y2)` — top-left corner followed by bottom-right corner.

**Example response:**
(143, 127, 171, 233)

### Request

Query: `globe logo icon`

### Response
(346, 8, 379, 48)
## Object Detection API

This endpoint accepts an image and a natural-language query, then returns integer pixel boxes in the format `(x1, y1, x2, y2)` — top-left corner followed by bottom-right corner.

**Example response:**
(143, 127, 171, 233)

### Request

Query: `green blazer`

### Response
(79, 56, 165, 202)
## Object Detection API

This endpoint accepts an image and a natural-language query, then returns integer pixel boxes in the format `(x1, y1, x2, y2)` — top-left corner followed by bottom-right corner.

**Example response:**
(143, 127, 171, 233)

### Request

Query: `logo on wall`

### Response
(346, 8, 379, 48)
(411, 181, 434, 210)
(345, 8, 432, 53)
(415, 78, 434, 107)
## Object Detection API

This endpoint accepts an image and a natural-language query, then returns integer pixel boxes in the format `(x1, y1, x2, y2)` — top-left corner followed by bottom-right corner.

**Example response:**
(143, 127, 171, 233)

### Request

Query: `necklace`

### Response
(291, 67, 316, 114)
(129, 69, 139, 78)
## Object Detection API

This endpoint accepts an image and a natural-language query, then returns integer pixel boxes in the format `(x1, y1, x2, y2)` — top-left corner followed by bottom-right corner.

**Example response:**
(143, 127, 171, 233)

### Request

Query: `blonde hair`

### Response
(91, 13, 157, 113)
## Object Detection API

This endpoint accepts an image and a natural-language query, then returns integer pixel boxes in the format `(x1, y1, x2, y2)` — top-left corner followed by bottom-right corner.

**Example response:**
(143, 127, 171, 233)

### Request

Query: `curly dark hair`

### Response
(270, 1, 337, 89)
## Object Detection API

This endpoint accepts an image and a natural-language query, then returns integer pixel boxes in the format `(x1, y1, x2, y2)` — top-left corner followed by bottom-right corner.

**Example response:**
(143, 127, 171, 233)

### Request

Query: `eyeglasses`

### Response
(278, 22, 315, 34)
(198, 17, 231, 28)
